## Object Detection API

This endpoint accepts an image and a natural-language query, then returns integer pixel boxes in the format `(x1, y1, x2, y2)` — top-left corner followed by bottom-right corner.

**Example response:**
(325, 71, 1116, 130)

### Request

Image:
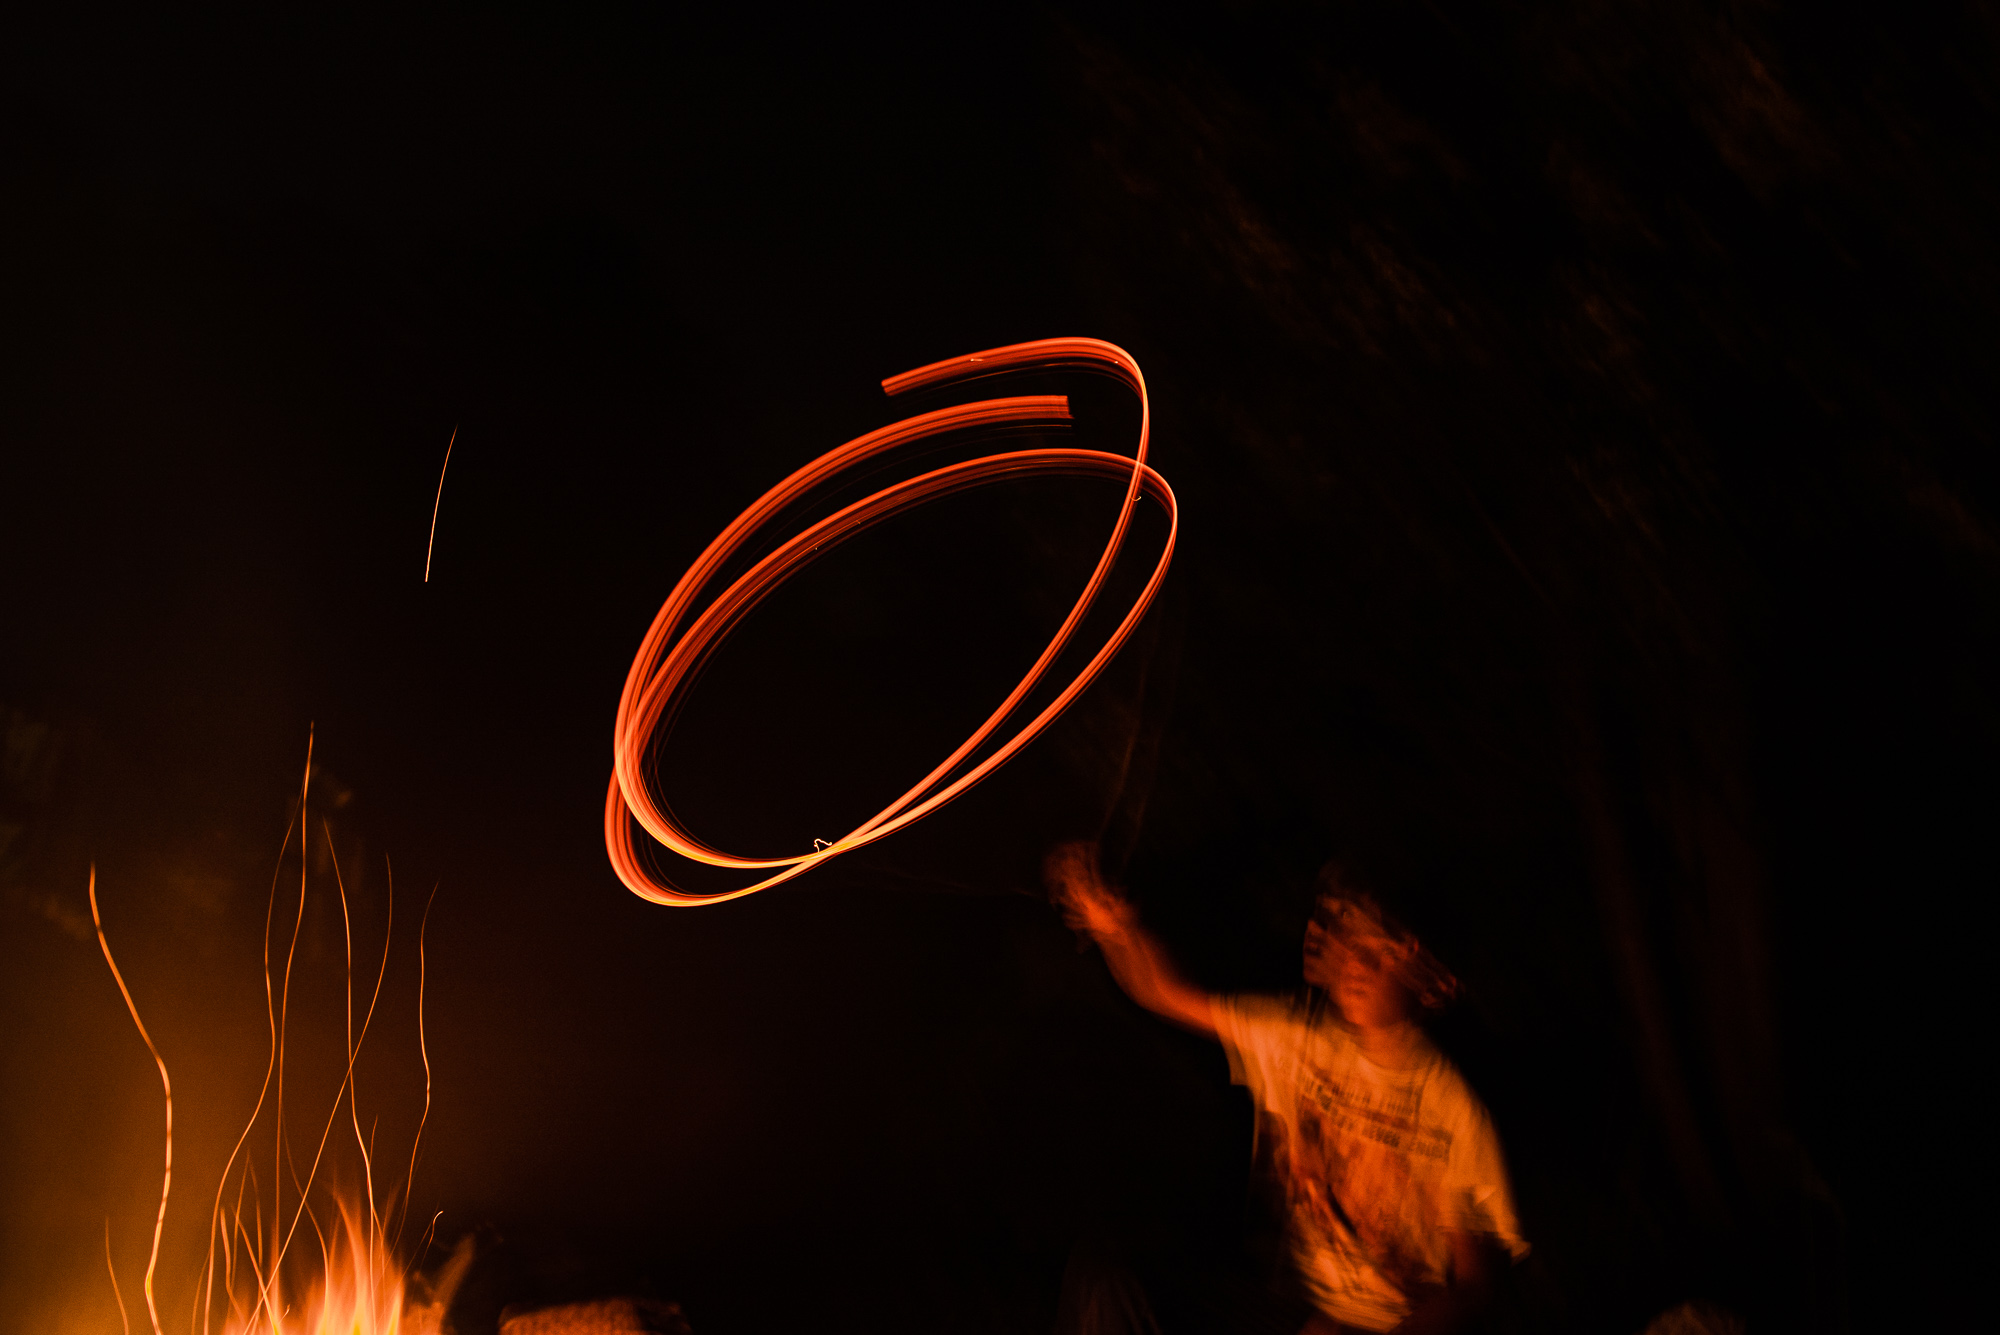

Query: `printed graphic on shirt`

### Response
(1291, 1057, 1455, 1302)
(1214, 993, 1526, 1332)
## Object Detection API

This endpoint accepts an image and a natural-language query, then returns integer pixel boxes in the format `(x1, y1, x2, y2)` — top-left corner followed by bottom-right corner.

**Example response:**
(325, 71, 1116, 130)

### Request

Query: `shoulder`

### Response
(1415, 1045, 1495, 1126)
(1413, 1048, 1511, 1168)
(1215, 989, 1316, 1030)
(1212, 991, 1315, 1056)
(1215, 990, 1302, 1024)
(1212, 992, 1318, 1095)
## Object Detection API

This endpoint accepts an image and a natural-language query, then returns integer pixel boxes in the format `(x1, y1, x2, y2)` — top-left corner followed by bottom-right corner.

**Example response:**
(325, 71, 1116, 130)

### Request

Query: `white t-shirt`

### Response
(1213, 993, 1528, 1332)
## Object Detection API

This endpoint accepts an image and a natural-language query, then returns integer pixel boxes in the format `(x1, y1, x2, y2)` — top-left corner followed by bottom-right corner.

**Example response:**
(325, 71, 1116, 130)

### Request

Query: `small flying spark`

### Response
(424, 426, 457, 584)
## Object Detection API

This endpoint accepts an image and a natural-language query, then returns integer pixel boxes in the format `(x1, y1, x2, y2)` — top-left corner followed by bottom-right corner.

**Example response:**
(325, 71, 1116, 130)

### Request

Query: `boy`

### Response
(1046, 844, 1526, 1335)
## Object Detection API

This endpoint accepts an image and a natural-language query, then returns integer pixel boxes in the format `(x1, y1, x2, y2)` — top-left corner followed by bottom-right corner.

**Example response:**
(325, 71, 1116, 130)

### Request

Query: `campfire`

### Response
(90, 744, 475, 1335)
(89, 741, 699, 1335)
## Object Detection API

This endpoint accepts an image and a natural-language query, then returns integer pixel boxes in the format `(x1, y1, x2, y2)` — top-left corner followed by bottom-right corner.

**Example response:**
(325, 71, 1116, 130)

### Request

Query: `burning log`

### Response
(497, 1297, 693, 1335)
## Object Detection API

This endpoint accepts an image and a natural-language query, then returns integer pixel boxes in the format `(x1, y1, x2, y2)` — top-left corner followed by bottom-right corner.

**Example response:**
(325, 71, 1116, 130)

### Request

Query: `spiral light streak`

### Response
(606, 337, 1177, 905)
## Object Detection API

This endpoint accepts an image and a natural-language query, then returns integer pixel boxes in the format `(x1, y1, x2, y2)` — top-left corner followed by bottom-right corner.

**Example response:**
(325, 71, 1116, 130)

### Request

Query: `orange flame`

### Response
(212, 1193, 466, 1335)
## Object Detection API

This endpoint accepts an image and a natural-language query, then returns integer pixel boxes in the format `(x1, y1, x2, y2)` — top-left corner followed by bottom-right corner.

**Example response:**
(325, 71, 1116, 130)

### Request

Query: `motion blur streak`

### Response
(606, 337, 1177, 904)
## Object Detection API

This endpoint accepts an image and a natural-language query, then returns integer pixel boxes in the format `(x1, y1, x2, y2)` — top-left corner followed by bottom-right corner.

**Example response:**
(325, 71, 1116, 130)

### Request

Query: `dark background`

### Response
(3, 4, 1993, 1333)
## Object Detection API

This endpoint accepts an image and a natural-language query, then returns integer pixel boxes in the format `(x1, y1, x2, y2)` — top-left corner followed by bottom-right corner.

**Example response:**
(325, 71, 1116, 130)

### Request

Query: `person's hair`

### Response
(1311, 863, 1462, 1012)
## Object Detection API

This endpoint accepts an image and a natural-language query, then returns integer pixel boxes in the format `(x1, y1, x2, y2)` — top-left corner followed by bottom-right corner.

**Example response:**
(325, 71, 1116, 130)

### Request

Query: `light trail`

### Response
(424, 426, 456, 584)
(106, 1218, 130, 1335)
(90, 865, 171, 1335)
(606, 336, 1177, 905)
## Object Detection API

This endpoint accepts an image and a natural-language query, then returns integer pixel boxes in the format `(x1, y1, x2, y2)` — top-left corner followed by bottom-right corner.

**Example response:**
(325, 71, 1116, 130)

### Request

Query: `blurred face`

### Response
(1305, 915, 1418, 1030)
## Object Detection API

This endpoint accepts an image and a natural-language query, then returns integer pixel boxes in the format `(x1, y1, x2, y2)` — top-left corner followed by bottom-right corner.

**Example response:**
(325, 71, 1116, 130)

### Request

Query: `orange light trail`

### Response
(91, 864, 172, 1335)
(424, 426, 455, 584)
(606, 336, 1177, 904)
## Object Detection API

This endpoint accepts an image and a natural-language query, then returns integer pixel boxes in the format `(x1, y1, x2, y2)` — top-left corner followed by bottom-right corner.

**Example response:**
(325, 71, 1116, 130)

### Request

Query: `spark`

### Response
(397, 879, 439, 1257)
(606, 337, 1178, 905)
(198, 745, 306, 1335)
(151, 732, 455, 1335)
(90, 865, 172, 1335)
(425, 426, 456, 583)
(105, 1218, 130, 1335)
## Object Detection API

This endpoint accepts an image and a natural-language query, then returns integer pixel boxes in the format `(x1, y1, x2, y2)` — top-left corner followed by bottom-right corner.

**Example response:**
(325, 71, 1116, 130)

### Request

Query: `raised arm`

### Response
(1044, 841, 1217, 1038)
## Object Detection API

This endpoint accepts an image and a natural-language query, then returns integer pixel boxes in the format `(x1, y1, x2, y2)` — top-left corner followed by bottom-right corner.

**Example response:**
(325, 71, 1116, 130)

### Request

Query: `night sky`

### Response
(3, 6, 1994, 1334)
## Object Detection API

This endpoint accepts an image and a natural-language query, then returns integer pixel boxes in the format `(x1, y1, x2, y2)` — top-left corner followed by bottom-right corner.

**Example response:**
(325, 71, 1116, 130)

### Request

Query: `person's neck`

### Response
(1353, 1018, 1425, 1068)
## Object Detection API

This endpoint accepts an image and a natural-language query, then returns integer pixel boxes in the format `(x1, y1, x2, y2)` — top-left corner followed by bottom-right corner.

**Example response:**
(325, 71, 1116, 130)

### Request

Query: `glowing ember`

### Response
(606, 336, 1178, 904)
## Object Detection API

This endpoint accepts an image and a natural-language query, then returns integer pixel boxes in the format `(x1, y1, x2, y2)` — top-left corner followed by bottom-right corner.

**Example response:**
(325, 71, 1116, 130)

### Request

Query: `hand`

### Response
(1042, 840, 1137, 943)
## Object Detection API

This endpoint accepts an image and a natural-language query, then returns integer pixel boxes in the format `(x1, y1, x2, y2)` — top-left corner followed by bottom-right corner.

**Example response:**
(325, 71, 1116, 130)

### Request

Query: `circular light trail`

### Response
(605, 337, 1177, 905)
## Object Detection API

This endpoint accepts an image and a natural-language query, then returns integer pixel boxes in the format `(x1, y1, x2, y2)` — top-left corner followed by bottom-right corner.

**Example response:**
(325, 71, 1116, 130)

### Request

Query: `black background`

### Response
(3, 4, 1993, 1333)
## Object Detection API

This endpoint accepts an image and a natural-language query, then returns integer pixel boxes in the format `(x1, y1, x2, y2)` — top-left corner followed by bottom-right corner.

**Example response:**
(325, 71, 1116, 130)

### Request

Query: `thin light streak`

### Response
(425, 426, 456, 583)
(396, 881, 439, 1257)
(105, 1218, 130, 1335)
(198, 764, 302, 1335)
(606, 337, 1178, 905)
(247, 821, 393, 1334)
(178, 737, 444, 1335)
(330, 821, 393, 1253)
(90, 865, 171, 1335)
(263, 730, 313, 1330)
